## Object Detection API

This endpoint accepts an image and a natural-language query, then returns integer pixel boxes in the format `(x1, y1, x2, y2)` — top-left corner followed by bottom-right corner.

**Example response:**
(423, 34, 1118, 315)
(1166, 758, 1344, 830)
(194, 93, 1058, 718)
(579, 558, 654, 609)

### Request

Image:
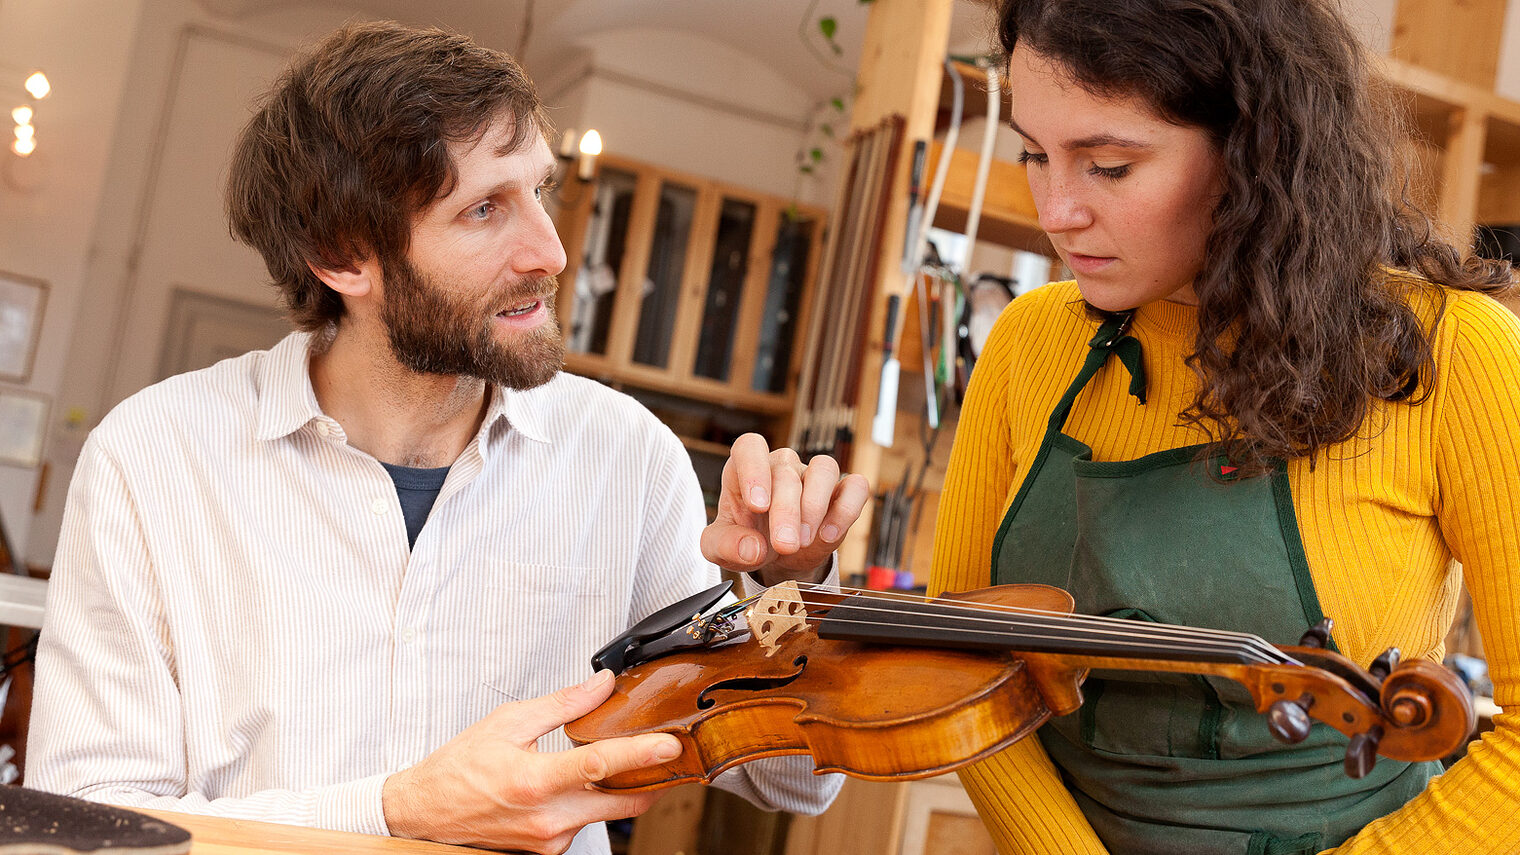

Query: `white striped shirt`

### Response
(28, 331, 841, 852)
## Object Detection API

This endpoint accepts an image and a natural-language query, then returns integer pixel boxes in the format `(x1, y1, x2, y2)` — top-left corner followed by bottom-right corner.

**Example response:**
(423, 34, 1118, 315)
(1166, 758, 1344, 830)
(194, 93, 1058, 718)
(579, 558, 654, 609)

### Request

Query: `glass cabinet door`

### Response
(568, 167, 638, 357)
(631, 181, 697, 369)
(554, 152, 826, 416)
(692, 197, 757, 382)
(751, 214, 816, 394)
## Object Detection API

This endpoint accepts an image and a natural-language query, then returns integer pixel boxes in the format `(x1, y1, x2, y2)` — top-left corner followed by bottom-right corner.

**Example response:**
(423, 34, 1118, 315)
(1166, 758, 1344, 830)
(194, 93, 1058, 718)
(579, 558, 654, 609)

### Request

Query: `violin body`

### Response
(565, 583, 1475, 791)
(566, 586, 1073, 789)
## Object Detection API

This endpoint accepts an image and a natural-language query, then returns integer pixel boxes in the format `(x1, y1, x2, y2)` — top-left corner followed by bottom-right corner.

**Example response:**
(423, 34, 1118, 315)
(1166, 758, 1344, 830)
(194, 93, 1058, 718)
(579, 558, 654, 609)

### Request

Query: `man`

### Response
(28, 21, 869, 855)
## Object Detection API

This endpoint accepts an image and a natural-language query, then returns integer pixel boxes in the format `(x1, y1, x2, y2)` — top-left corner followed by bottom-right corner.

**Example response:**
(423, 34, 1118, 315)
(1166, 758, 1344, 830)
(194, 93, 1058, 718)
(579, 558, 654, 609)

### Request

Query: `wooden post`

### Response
(1440, 107, 1489, 246)
(836, 0, 956, 575)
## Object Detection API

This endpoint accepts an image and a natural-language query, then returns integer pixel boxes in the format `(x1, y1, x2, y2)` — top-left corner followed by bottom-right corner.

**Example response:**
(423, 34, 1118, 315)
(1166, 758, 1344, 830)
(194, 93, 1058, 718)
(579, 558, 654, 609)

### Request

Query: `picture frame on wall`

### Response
(0, 388, 49, 468)
(0, 272, 47, 383)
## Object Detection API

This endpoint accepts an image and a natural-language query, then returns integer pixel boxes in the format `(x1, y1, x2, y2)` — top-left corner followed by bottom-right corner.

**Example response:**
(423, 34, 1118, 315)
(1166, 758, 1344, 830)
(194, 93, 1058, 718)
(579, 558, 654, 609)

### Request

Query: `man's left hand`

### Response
(700, 433, 870, 586)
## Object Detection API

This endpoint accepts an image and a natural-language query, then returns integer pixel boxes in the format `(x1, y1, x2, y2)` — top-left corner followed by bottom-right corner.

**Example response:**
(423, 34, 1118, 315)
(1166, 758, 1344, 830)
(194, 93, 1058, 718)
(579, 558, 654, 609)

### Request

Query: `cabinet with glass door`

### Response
(551, 154, 826, 516)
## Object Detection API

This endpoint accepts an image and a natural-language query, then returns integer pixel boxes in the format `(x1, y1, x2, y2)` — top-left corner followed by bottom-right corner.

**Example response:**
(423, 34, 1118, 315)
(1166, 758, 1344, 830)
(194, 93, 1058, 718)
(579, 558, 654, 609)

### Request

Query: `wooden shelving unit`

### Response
(550, 153, 828, 497)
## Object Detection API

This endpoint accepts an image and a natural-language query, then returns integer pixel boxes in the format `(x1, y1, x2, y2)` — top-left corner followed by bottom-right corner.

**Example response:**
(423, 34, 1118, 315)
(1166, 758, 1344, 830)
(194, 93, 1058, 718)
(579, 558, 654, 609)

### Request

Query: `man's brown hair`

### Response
(226, 20, 550, 332)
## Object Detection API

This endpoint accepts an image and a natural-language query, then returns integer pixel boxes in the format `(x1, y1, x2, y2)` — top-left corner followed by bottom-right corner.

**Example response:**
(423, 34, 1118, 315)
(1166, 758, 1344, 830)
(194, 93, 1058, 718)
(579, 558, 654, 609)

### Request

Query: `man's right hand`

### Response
(382, 670, 681, 853)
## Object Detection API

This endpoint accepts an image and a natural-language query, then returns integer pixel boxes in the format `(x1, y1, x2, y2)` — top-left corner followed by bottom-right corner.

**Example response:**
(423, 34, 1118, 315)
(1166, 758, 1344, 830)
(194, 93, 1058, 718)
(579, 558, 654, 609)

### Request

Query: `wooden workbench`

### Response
(137, 809, 492, 855)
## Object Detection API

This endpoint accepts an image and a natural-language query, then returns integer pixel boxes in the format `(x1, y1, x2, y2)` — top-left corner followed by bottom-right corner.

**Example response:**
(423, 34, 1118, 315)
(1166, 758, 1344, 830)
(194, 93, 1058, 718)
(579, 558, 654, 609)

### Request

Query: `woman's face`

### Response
(1007, 43, 1225, 312)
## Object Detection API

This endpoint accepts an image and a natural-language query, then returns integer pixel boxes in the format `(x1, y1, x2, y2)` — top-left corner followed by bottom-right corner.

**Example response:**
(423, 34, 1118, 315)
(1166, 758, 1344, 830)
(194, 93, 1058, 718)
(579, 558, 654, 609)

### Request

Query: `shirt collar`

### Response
(255, 331, 327, 442)
(489, 376, 556, 446)
(253, 330, 558, 447)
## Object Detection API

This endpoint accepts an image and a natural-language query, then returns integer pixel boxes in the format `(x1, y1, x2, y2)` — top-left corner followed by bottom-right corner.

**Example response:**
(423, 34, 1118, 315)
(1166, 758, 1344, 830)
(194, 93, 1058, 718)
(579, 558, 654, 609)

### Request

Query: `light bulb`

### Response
(11, 106, 31, 125)
(24, 72, 50, 100)
(578, 129, 602, 157)
(11, 136, 35, 156)
(13, 124, 33, 142)
(576, 130, 602, 181)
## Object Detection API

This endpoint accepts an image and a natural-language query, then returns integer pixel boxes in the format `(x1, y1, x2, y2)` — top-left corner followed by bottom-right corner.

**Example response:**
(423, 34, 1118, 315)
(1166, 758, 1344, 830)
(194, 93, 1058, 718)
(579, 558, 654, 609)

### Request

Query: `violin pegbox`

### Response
(747, 581, 813, 656)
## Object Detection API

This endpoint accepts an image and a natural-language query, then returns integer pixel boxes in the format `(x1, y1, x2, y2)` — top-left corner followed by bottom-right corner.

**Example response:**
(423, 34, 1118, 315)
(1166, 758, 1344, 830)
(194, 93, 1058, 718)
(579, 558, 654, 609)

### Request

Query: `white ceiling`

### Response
(193, 0, 902, 101)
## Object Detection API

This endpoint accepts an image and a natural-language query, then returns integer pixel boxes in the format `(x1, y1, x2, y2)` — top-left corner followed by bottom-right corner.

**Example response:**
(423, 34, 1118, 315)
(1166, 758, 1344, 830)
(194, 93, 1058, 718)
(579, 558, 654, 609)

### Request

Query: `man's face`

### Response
(381, 121, 568, 390)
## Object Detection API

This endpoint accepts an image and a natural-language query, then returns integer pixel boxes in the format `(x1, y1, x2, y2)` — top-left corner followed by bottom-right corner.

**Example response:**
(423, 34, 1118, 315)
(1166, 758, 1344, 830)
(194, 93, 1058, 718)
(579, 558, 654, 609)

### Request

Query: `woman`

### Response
(928, 0, 1520, 852)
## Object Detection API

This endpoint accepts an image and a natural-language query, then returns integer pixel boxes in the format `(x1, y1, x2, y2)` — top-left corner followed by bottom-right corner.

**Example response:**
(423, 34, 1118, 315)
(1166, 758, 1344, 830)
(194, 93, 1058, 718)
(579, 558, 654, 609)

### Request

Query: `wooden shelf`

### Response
(678, 435, 733, 457)
(563, 353, 798, 416)
(927, 141, 1050, 255)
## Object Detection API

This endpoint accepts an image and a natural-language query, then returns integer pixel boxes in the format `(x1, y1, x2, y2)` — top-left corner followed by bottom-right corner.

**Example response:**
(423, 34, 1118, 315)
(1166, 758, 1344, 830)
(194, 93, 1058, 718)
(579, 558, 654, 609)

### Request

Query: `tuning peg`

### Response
(1298, 618, 1334, 648)
(1345, 727, 1383, 779)
(1267, 695, 1314, 744)
(1369, 647, 1401, 683)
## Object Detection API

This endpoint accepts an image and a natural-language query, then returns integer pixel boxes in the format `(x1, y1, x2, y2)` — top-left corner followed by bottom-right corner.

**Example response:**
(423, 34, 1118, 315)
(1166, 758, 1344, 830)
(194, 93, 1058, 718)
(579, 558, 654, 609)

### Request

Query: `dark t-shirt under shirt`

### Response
(379, 462, 450, 548)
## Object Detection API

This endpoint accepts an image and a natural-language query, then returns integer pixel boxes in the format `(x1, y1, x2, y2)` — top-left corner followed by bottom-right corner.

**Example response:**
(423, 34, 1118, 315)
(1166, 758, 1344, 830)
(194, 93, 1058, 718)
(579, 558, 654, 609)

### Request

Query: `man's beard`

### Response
(379, 255, 565, 390)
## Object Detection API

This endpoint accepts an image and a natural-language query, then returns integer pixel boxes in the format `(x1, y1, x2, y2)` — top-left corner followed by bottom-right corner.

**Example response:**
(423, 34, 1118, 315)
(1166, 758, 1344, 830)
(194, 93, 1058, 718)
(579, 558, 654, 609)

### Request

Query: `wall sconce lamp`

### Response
(557, 127, 602, 183)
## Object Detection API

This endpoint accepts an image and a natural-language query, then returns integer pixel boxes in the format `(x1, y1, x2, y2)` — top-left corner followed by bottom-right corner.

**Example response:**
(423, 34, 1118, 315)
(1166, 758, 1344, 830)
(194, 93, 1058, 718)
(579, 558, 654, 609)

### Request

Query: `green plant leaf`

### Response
(819, 16, 837, 40)
(831, 97, 845, 112)
(820, 123, 834, 138)
(799, 164, 815, 175)
(809, 147, 824, 162)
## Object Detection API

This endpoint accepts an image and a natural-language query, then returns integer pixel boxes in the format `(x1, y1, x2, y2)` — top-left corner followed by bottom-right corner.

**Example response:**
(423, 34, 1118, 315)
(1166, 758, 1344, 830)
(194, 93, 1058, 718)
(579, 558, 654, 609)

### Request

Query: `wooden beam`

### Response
(1391, 0, 1508, 90)
(1441, 107, 1489, 247)
(605, 170, 663, 370)
(729, 201, 780, 392)
(839, 0, 956, 576)
(666, 184, 721, 380)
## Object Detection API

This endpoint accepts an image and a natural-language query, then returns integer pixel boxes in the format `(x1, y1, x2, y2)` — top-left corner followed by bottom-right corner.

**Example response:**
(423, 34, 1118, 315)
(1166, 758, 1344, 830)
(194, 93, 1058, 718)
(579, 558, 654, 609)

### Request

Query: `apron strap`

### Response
(1045, 313, 1147, 434)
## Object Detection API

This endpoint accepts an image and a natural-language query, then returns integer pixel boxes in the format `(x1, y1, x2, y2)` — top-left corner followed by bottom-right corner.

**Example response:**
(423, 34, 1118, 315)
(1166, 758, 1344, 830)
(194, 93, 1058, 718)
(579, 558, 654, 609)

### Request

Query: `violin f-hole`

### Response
(696, 655, 809, 709)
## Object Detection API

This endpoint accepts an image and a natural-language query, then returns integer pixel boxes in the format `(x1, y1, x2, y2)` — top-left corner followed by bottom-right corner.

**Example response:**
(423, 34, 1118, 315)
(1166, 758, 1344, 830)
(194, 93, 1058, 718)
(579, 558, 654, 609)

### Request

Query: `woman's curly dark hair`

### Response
(997, 0, 1515, 474)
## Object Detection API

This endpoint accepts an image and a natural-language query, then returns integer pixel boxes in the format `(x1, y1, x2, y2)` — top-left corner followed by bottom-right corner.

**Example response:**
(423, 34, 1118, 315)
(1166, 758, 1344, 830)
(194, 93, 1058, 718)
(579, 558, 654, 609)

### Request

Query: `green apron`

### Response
(990, 315, 1438, 855)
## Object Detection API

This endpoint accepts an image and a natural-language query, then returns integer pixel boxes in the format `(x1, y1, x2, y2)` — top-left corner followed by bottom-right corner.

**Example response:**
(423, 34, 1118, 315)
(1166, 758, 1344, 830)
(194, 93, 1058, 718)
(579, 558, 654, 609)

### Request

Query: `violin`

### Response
(564, 580, 1475, 791)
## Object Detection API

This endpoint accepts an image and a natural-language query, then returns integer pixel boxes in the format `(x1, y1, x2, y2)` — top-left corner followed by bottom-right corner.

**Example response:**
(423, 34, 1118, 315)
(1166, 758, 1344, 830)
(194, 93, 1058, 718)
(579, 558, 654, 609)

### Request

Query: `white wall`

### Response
(0, 0, 146, 560)
(548, 27, 839, 207)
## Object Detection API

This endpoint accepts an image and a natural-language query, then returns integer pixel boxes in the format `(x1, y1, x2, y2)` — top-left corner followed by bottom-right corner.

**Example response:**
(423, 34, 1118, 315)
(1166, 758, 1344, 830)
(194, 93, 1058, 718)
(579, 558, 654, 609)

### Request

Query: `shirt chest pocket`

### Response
(477, 563, 610, 705)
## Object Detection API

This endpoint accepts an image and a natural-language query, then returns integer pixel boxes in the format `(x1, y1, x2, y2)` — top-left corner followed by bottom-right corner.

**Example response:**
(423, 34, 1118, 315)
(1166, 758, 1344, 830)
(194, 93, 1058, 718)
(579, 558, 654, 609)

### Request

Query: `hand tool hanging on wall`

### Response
(871, 59, 963, 448)
(940, 61, 1001, 405)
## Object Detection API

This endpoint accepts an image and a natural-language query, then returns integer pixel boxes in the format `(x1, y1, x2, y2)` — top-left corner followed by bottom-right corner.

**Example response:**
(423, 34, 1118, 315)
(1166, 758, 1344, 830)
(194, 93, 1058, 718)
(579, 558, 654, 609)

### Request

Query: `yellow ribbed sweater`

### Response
(929, 280, 1520, 855)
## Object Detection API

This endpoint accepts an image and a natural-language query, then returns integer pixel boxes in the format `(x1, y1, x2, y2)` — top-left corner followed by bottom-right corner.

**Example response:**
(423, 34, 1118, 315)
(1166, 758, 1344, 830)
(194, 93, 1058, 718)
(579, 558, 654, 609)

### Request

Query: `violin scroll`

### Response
(1266, 649, 1474, 777)
(1375, 658, 1474, 754)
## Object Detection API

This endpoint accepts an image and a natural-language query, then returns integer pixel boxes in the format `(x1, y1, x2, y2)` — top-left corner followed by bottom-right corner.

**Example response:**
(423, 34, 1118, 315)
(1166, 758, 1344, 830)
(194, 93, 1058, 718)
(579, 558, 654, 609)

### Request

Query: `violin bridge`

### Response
(747, 580, 812, 656)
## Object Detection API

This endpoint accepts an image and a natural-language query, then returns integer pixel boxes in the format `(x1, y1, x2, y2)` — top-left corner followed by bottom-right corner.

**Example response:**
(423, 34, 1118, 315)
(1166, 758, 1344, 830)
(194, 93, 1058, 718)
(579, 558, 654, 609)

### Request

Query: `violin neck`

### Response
(814, 595, 1282, 666)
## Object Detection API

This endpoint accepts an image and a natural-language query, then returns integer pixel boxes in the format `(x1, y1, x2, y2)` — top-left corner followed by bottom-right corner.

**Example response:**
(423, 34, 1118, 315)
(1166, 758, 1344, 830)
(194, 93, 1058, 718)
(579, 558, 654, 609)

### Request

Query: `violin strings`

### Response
(810, 612, 1285, 665)
(724, 583, 1289, 665)
(797, 583, 1284, 653)
(765, 584, 1293, 665)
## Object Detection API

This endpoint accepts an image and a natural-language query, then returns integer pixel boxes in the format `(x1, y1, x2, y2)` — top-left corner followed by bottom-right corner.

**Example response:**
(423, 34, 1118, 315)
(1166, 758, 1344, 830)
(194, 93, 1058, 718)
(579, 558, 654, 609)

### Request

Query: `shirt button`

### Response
(371, 498, 388, 515)
(315, 421, 329, 437)
(401, 628, 417, 643)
